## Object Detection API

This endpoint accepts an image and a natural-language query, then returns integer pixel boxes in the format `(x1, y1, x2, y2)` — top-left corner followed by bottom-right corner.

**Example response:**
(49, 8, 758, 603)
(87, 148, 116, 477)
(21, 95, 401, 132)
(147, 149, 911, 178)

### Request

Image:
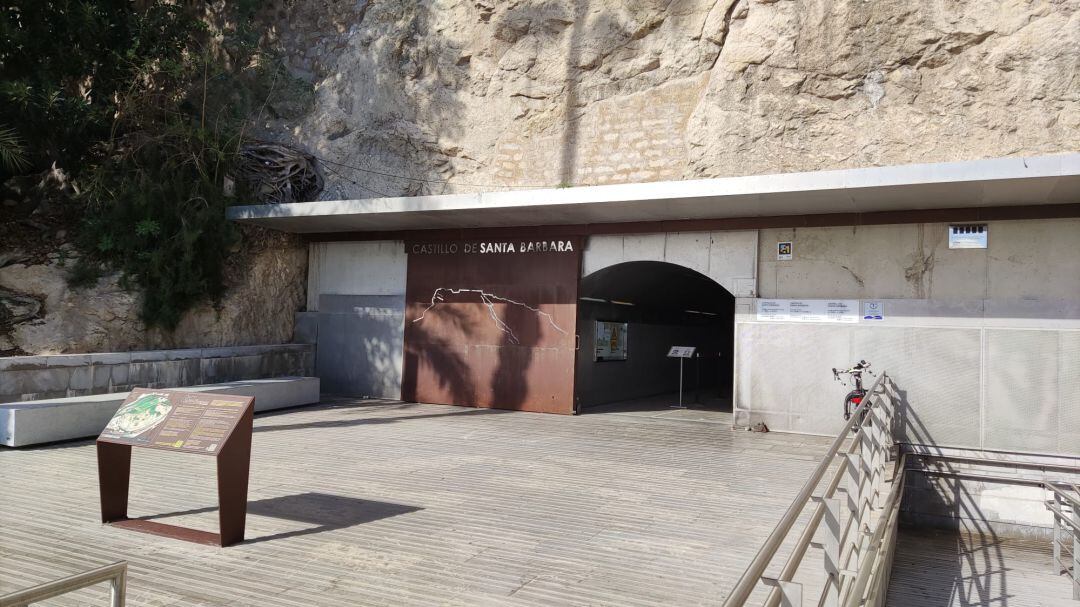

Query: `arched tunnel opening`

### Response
(574, 261, 735, 413)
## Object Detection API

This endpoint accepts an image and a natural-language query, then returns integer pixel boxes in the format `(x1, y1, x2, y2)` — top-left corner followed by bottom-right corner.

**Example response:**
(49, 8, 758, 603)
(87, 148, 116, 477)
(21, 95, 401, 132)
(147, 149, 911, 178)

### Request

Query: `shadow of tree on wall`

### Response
(402, 304, 478, 405)
(491, 301, 541, 410)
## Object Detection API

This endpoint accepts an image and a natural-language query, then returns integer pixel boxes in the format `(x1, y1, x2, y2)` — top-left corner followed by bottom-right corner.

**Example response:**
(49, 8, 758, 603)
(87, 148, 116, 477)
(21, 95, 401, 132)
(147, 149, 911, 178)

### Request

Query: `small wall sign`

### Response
(756, 300, 859, 323)
(861, 300, 885, 321)
(948, 225, 988, 249)
(777, 242, 793, 261)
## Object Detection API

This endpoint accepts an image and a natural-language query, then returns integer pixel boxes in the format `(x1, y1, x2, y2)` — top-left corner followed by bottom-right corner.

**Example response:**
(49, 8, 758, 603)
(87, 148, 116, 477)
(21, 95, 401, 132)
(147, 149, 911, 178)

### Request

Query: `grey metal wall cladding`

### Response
(315, 294, 404, 399)
(741, 323, 856, 436)
(1060, 332, 1080, 454)
(736, 322, 1080, 457)
(986, 330, 1060, 452)
(293, 311, 318, 344)
(854, 327, 981, 449)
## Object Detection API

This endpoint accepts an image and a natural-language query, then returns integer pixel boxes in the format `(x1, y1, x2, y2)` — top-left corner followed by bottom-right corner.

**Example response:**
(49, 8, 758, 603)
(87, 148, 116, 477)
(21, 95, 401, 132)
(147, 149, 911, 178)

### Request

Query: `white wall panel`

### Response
(308, 240, 406, 310)
(584, 230, 757, 295)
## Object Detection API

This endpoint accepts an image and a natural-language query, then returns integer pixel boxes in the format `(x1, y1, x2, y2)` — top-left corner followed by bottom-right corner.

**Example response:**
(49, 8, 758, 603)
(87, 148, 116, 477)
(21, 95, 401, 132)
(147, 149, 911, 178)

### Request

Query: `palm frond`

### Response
(0, 125, 30, 173)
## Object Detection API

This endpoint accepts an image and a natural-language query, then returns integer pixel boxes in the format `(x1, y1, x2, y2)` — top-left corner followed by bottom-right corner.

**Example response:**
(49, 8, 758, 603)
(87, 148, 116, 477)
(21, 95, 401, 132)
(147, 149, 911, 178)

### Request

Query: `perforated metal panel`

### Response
(854, 327, 981, 448)
(985, 330, 1060, 453)
(736, 323, 854, 435)
(735, 321, 1080, 457)
(1059, 332, 1080, 454)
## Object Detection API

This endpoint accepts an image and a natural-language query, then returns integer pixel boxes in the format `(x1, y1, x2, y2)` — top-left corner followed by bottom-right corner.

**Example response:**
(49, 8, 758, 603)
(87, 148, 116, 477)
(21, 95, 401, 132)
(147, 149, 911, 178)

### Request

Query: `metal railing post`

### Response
(1053, 492, 1063, 575)
(821, 496, 841, 607)
(844, 450, 863, 572)
(111, 565, 126, 607)
(1072, 500, 1080, 600)
(763, 578, 803, 607)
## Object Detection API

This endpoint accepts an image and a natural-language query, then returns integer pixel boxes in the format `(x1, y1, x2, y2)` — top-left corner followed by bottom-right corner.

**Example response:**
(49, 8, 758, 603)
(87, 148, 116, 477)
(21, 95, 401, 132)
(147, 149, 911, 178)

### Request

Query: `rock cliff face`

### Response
(4, 0, 1077, 354)
(0, 230, 306, 355)
(265, 0, 1078, 197)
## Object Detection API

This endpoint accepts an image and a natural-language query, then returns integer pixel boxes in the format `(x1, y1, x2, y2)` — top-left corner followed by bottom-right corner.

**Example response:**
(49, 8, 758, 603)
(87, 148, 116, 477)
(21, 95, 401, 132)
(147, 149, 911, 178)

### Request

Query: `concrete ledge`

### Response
(1, 344, 315, 403)
(0, 377, 320, 447)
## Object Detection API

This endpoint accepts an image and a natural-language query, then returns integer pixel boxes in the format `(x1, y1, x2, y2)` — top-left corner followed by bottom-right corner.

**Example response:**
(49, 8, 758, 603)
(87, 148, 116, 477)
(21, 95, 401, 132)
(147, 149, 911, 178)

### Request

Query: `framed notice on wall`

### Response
(594, 321, 628, 361)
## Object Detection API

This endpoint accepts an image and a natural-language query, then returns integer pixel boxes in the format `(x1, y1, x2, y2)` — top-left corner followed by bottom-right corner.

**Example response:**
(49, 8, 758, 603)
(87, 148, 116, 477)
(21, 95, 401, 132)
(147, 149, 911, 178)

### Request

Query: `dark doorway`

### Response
(574, 261, 735, 412)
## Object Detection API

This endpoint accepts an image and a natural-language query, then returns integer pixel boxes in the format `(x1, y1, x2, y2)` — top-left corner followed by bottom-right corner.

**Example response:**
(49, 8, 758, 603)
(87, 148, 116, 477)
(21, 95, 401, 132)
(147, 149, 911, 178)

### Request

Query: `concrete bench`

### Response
(0, 377, 320, 447)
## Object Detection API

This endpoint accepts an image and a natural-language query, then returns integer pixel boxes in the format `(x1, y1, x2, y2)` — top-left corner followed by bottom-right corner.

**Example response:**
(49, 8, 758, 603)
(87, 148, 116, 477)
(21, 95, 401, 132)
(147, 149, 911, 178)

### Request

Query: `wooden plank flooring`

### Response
(0, 398, 834, 606)
(9, 398, 1064, 606)
(887, 526, 1076, 607)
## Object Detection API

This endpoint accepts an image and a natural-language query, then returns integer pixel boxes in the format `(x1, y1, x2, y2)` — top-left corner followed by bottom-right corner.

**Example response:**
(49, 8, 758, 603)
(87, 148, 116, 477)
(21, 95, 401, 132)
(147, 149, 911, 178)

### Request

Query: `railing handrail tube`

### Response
(722, 372, 888, 607)
(0, 562, 127, 607)
(1046, 482, 1080, 511)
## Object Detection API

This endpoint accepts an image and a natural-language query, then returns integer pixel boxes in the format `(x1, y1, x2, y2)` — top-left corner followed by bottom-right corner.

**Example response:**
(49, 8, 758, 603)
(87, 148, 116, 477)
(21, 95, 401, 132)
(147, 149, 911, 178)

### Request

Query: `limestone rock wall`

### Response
(0, 231, 306, 355)
(263, 0, 1079, 197)
(5, 0, 1076, 354)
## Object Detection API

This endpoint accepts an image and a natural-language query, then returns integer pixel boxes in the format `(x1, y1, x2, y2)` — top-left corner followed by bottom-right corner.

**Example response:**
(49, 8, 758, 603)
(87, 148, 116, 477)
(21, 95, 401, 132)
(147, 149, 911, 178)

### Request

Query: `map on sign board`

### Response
(667, 346, 696, 358)
(99, 388, 253, 455)
(756, 300, 860, 323)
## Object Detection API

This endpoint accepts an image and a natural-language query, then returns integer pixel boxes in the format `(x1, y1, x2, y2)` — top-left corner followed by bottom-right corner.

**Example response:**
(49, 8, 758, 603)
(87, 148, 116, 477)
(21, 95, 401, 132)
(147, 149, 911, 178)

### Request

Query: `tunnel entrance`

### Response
(574, 261, 735, 413)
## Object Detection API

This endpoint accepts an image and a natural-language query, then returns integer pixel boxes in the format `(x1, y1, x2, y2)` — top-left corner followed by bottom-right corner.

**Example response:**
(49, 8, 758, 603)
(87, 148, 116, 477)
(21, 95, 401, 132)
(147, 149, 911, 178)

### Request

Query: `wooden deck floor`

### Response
(887, 527, 1077, 607)
(1, 398, 837, 606)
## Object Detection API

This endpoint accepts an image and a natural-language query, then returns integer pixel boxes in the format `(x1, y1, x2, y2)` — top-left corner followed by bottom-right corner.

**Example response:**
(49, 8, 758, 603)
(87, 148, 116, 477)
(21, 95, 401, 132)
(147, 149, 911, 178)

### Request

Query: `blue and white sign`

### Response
(861, 300, 885, 321)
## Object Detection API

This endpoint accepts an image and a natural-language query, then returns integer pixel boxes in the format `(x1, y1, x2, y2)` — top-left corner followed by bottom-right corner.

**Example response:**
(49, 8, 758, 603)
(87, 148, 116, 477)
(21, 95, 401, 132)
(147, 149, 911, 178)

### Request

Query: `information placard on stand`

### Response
(96, 388, 255, 547)
(667, 346, 696, 408)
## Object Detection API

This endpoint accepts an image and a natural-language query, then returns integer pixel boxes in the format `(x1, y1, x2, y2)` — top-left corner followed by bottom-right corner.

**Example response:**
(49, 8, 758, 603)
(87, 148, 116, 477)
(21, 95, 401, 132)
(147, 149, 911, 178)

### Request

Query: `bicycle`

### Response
(832, 360, 874, 430)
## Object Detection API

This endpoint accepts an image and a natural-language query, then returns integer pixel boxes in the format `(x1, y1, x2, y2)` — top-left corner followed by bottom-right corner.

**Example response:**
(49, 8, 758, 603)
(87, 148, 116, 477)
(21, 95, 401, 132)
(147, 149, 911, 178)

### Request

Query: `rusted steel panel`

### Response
(402, 237, 581, 414)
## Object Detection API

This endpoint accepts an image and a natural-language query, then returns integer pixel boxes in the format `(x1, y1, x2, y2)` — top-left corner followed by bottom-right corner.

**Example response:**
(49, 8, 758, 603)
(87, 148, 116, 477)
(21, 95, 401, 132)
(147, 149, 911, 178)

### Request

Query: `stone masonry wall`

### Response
(0, 344, 314, 403)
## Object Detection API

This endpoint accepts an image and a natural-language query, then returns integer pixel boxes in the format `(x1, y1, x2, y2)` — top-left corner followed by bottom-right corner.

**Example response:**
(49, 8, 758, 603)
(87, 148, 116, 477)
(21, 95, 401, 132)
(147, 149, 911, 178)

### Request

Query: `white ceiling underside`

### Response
(226, 154, 1080, 233)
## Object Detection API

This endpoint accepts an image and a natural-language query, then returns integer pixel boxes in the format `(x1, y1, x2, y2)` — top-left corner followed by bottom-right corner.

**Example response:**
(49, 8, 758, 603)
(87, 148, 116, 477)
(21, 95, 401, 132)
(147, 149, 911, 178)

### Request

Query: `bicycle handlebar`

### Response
(832, 360, 873, 379)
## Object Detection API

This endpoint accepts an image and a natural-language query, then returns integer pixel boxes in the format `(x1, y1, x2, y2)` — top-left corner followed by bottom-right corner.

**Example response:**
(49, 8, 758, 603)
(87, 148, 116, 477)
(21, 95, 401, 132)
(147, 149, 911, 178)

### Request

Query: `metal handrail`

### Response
(876, 453, 1080, 602)
(1047, 483, 1080, 600)
(0, 561, 127, 607)
(1047, 482, 1080, 511)
(841, 453, 907, 607)
(724, 372, 897, 607)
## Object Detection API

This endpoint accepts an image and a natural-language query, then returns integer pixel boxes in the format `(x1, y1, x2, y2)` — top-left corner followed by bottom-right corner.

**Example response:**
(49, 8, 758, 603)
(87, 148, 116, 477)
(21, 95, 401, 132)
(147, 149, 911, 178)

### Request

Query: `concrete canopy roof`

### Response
(227, 153, 1080, 233)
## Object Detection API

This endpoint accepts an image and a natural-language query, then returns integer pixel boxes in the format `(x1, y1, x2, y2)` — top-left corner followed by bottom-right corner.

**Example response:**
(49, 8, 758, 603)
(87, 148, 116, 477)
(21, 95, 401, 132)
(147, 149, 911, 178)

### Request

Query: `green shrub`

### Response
(1, 2, 306, 329)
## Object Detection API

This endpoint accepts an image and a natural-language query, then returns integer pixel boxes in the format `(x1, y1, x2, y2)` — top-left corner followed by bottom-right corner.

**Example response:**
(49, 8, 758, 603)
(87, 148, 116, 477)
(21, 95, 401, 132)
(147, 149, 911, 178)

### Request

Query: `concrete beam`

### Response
(227, 154, 1080, 233)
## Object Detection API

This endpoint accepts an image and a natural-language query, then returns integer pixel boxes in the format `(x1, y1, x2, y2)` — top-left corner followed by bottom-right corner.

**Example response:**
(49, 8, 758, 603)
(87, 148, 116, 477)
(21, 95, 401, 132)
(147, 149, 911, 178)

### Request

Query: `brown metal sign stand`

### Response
(96, 389, 254, 547)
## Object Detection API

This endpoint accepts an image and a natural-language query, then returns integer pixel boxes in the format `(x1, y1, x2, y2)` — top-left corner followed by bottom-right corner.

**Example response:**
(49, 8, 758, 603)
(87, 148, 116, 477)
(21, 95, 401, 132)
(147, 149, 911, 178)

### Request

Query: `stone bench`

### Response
(0, 377, 320, 447)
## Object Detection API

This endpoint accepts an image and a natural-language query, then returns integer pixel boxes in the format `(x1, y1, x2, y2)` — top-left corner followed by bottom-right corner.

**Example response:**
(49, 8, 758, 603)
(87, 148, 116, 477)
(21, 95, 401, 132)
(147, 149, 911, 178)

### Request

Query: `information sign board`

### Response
(948, 224, 988, 249)
(594, 321, 628, 361)
(97, 388, 254, 547)
(99, 389, 250, 454)
(667, 346, 696, 358)
(861, 300, 885, 321)
(755, 300, 859, 323)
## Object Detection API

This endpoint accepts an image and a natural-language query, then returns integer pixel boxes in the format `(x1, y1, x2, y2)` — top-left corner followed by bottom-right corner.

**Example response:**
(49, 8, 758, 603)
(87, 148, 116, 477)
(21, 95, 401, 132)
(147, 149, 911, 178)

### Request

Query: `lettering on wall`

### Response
(410, 240, 575, 255)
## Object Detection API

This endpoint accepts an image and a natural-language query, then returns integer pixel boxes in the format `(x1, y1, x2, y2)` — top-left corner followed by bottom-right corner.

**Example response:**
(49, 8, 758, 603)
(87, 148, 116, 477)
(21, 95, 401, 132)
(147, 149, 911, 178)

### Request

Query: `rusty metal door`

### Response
(401, 237, 581, 414)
